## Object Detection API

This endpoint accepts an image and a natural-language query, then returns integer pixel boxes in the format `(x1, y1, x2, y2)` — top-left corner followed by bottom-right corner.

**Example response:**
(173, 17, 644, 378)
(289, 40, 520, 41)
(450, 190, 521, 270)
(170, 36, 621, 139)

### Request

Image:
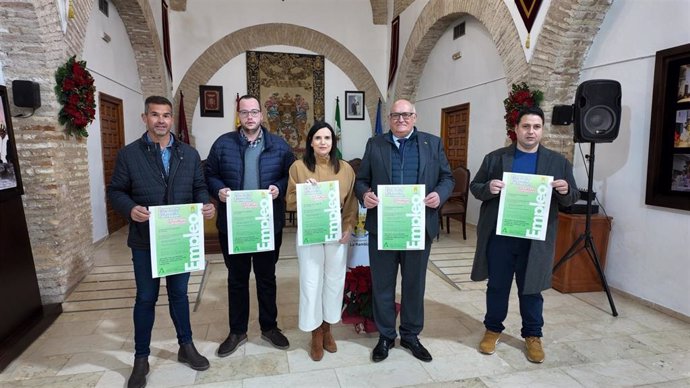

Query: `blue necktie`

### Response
(397, 138, 407, 184)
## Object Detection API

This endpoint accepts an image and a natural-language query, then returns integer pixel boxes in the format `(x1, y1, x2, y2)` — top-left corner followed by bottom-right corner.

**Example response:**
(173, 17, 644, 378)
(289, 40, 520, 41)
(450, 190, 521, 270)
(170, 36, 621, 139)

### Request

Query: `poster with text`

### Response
(377, 184, 426, 250)
(496, 172, 553, 241)
(296, 180, 341, 246)
(149, 203, 205, 278)
(227, 190, 274, 254)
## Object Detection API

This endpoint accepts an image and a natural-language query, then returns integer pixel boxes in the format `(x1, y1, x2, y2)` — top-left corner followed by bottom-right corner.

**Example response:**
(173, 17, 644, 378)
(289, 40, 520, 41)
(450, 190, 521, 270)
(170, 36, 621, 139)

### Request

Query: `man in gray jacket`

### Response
(109, 96, 215, 388)
(355, 99, 454, 363)
(471, 106, 579, 364)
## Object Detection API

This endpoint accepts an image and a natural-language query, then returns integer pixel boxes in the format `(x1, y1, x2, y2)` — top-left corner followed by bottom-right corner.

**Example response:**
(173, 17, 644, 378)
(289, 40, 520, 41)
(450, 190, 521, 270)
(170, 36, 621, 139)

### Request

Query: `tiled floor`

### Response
(1, 223, 689, 387)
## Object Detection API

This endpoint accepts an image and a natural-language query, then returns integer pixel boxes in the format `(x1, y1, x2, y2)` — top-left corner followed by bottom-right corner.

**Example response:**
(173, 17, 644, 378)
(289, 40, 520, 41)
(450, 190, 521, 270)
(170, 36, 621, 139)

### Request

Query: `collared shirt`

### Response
(391, 130, 414, 149)
(146, 133, 174, 176)
(240, 127, 264, 148)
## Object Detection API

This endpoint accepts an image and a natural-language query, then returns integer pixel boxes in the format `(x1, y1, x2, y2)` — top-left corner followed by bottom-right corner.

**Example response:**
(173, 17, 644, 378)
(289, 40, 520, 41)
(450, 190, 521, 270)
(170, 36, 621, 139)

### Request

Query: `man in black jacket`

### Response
(108, 96, 215, 388)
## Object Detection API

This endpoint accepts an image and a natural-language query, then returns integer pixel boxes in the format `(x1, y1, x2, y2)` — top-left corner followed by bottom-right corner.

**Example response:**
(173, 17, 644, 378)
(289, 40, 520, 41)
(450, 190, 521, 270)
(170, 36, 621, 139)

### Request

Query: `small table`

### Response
(552, 212, 613, 293)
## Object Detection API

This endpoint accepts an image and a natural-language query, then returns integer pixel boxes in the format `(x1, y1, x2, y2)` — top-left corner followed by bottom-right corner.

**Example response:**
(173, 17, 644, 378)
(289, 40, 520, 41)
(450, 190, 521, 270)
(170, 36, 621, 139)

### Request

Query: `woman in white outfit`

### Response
(286, 121, 358, 361)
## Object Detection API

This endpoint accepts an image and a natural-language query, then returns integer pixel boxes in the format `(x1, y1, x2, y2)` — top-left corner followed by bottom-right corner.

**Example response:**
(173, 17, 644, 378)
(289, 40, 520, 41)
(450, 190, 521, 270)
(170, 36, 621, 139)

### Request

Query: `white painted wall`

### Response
(82, 3, 143, 242)
(577, 0, 690, 316)
(190, 46, 372, 162)
(169, 0, 388, 96)
(415, 15, 507, 226)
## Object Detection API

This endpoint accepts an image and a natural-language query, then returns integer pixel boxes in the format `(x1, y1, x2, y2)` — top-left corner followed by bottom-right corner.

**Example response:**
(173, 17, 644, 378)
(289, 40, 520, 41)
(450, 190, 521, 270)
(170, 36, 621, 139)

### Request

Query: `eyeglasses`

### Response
(239, 109, 261, 118)
(389, 112, 416, 121)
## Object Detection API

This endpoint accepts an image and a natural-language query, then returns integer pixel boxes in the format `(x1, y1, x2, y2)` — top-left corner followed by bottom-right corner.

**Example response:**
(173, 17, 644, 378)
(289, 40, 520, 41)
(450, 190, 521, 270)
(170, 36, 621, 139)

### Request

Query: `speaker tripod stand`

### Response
(552, 142, 618, 317)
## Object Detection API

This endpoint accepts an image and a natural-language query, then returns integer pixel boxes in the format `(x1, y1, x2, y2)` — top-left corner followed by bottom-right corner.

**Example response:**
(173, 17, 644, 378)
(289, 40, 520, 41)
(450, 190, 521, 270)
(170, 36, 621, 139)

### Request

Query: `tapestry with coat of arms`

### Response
(246, 51, 325, 159)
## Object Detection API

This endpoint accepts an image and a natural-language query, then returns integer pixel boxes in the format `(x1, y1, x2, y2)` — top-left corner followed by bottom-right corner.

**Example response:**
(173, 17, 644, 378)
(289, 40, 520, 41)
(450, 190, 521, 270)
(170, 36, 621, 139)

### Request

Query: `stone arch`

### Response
(0, 0, 168, 303)
(393, 0, 610, 155)
(528, 0, 612, 150)
(177, 23, 384, 132)
(370, 0, 387, 24)
(393, 0, 528, 102)
(107, 0, 169, 97)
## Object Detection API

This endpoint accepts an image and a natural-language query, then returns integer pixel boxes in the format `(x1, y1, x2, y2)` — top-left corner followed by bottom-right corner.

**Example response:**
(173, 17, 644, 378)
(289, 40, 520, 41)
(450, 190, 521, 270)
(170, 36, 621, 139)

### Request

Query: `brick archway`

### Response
(177, 23, 384, 132)
(393, 0, 528, 102)
(108, 0, 169, 97)
(0, 0, 168, 303)
(393, 0, 610, 155)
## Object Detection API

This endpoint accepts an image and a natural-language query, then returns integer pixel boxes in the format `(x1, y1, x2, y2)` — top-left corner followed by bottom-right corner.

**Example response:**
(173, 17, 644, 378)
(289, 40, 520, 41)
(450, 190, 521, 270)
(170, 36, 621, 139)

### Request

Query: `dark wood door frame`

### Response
(440, 103, 470, 170)
(99, 92, 126, 234)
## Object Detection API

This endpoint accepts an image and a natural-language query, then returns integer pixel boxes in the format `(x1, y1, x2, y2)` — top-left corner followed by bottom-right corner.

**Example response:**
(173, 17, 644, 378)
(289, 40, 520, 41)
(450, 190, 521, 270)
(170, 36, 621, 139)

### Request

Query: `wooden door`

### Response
(99, 93, 127, 234)
(441, 103, 469, 169)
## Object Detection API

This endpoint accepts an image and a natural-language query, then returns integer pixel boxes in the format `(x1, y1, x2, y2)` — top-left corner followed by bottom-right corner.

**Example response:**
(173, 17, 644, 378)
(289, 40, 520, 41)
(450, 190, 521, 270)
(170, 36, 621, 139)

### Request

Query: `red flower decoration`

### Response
(343, 266, 373, 319)
(503, 82, 543, 141)
(55, 56, 96, 138)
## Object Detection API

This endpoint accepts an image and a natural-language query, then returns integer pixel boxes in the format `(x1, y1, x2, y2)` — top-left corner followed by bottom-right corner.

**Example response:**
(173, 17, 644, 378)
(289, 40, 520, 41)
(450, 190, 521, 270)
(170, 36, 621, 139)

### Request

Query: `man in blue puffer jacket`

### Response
(205, 94, 296, 357)
(108, 96, 216, 388)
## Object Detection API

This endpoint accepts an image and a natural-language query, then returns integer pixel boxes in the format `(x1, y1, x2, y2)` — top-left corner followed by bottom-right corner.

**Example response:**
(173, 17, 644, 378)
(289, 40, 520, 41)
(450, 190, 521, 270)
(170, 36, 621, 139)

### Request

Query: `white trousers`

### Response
(296, 239, 348, 332)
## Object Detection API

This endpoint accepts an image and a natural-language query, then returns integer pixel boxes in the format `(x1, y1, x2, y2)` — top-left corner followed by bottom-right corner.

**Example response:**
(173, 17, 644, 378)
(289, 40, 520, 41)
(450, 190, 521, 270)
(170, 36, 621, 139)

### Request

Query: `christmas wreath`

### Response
(503, 82, 543, 142)
(54, 56, 96, 138)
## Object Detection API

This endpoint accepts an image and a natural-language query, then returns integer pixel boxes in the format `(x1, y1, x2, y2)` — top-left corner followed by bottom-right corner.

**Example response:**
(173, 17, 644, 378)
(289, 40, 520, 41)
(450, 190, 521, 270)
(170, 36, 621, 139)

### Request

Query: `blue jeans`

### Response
(132, 248, 192, 357)
(484, 235, 544, 338)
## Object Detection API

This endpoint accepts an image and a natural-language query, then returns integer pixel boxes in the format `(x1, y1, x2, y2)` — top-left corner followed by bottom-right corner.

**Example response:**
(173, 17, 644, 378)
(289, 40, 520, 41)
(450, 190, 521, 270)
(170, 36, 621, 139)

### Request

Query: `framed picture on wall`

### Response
(199, 85, 224, 117)
(0, 85, 24, 202)
(345, 91, 365, 120)
(646, 43, 690, 210)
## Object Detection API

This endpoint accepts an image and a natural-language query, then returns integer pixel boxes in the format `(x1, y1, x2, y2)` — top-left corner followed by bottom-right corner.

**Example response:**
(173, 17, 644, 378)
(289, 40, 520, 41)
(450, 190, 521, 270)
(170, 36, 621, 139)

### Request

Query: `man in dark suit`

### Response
(471, 106, 579, 364)
(355, 99, 454, 363)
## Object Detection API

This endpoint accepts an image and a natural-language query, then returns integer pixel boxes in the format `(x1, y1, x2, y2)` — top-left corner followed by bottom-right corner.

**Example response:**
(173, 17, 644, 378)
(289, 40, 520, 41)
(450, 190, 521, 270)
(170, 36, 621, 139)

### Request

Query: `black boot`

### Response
(127, 357, 149, 388)
(178, 342, 210, 371)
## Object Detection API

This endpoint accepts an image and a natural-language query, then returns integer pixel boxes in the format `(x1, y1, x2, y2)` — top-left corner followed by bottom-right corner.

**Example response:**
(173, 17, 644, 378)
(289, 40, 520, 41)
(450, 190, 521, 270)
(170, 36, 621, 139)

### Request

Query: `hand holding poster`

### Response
(496, 172, 553, 241)
(227, 190, 274, 254)
(296, 180, 341, 246)
(377, 184, 426, 250)
(149, 203, 205, 278)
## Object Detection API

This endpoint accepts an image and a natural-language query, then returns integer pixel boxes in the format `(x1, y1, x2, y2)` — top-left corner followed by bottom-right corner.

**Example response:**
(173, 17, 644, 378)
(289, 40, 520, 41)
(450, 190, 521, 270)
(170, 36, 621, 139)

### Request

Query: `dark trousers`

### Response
(484, 234, 544, 338)
(219, 231, 282, 334)
(368, 233, 432, 341)
(131, 248, 192, 357)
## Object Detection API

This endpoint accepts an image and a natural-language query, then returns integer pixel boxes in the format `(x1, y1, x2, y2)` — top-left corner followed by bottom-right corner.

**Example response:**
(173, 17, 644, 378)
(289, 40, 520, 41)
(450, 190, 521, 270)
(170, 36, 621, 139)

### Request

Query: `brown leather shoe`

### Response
(479, 330, 501, 355)
(322, 322, 337, 353)
(525, 336, 545, 363)
(310, 326, 324, 361)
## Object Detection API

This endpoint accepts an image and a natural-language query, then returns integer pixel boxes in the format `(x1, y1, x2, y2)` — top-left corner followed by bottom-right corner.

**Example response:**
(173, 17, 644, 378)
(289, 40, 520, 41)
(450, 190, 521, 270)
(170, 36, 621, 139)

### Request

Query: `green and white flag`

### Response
(335, 97, 343, 159)
(149, 203, 205, 278)
(296, 180, 341, 246)
(377, 184, 426, 250)
(496, 172, 553, 241)
(227, 190, 275, 254)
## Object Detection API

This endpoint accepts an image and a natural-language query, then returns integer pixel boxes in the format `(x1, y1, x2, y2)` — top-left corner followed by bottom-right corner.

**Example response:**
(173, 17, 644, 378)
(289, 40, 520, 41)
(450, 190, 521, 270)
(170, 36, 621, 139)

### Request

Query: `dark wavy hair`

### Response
(517, 106, 544, 125)
(303, 121, 340, 174)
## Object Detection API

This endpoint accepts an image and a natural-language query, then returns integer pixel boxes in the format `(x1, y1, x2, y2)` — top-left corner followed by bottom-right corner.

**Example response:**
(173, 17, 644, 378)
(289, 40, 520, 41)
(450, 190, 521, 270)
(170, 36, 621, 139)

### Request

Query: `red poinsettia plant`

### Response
(342, 266, 373, 320)
(54, 56, 96, 138)
(503, 82, 543, 142)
